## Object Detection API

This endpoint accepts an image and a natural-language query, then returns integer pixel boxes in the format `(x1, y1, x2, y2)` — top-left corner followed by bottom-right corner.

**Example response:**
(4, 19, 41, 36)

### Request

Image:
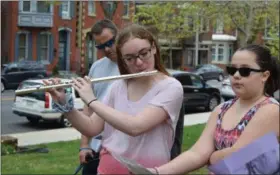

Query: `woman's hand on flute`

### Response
(72, 76, 97, 105)
(43, 78, 67, 105)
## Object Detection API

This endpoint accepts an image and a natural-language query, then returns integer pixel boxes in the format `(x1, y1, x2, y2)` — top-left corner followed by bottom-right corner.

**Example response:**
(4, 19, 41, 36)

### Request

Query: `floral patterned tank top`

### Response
(214, 97, 279, 150)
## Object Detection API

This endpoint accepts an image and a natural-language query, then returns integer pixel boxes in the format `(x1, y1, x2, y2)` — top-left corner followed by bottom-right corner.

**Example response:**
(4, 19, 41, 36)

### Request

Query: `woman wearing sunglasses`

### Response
(148, 44, 279, 174)
(43, 24, 183, 174)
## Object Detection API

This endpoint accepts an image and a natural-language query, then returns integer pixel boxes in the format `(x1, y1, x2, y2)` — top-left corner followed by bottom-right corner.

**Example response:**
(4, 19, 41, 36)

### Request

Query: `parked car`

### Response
(220, 77, 280, 102)
(12, 79, 84, 127)
(168, 69, 222, 111)
(192, 64, 225, 81)
(220, 77, 236, 101)
(1, 61, 49, 92)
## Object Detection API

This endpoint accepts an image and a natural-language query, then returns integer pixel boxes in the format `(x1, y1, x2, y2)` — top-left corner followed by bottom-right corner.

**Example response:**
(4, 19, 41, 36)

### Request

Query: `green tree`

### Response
(213, 1, 279, 47)
(134, 2, 210, 68)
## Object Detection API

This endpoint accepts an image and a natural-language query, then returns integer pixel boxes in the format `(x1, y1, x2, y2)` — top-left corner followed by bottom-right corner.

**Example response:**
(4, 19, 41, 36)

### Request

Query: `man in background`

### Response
(79, 19, 119, 175)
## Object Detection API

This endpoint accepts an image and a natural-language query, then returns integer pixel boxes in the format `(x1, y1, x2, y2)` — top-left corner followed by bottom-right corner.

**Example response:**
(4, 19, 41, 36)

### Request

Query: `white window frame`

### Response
(123, 1, 129, 18)
(39, 32, 50, 61)
(19, 0, 52, 13)
(200, 16, 209, 32)
(215, 17, 224, 34)
(61, 1, 71, 19)
(22, 0, 31, 12)
(18, 32, 29, 60)
(211, 42, 232, 64)
(36, 1, 51, 13)
(88, 1, 96, 16)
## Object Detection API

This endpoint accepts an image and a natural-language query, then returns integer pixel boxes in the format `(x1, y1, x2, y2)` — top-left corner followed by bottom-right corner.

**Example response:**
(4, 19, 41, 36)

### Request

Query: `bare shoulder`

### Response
(255, 103, 279, 120)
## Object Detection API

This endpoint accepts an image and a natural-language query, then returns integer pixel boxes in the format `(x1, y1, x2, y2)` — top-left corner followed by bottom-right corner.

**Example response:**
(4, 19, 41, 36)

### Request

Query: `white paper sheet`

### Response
(111, 152, 155, 175)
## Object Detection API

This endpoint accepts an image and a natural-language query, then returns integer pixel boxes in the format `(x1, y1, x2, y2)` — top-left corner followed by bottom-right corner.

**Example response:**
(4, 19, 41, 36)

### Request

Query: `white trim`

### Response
(212, 34, 237, 41)
(58, 27, 72, 32)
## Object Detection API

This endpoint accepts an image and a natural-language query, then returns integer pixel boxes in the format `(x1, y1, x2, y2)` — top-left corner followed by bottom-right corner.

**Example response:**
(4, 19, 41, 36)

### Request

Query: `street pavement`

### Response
(1, 90, 64, 134)
(3, 112, 211, 146)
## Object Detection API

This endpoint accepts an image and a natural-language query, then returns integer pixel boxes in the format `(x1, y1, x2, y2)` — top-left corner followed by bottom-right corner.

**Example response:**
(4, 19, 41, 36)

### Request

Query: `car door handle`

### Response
(194, 89, 199, 92)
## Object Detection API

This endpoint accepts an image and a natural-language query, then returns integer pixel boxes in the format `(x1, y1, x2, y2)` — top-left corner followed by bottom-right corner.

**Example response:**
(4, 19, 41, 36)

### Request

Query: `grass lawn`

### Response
(1, 124, 207, 174)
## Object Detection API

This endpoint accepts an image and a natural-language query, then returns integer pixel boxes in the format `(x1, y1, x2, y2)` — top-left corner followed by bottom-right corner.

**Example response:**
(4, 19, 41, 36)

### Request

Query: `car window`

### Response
(6, 67, 20, 73)
(175, 74, 192, 86)
(190, 75, 203, 88)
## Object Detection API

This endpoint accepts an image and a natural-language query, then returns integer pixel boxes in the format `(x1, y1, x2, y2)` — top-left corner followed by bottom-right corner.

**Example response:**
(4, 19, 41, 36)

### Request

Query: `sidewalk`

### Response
(3, 112, 211, 146)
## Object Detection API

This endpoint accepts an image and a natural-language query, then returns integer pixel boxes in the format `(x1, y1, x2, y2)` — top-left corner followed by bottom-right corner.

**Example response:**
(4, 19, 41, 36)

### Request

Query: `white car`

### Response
(12, 79, 85, 127)
(220, 78, 236, 101)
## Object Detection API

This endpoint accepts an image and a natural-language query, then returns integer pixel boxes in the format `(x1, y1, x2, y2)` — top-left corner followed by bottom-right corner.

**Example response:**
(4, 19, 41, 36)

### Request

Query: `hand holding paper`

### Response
(208, 132, 280, 174)
(111, 152, 156, 175)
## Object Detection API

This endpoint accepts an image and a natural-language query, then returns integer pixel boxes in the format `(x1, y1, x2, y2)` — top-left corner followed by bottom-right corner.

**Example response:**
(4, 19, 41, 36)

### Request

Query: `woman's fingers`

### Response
(72, 78, 82, 89)
(84, 76, 91, 83)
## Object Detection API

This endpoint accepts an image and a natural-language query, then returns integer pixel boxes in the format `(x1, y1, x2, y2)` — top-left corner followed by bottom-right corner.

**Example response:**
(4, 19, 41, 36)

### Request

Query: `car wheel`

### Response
(218, 74, 224, 81)
(59, 116, 72, 127)
(26, 117, 40, 125)
(206, 95, 220, 111)
(1, 81, 5, 92)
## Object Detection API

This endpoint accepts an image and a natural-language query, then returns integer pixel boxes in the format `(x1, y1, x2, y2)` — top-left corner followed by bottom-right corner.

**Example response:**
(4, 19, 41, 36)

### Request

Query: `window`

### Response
(22, 1, 31, 12)
(215, 18, 224, 34)
(37, 1, 50, 13)
(18, 33, 28, 60)
(175, 75, 192, 86)
(218, 45, 224, 61)
(39, 34, 49, 60)
(123, 1, 129, 17)
(88, 1, 96, 15)
(211, 47, 216, 61)
(200, 16, 209, 32)
(61, 1, 70, 19)
(86, 33, 97, 68)
(7, 67, 20, 74)
(190, 75, 203, 88)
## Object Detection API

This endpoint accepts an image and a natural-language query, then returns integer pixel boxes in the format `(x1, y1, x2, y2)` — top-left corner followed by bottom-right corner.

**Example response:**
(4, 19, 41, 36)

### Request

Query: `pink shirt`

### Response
(98, 77, 183, 174)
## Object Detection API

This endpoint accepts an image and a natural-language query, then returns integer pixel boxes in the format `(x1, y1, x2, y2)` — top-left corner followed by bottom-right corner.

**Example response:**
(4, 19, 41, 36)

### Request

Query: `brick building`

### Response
(1, 1, 134, 74)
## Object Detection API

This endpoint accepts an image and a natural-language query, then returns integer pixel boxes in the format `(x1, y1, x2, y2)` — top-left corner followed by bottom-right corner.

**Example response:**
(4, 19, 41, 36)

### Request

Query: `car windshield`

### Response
(17, 81, 45, 100)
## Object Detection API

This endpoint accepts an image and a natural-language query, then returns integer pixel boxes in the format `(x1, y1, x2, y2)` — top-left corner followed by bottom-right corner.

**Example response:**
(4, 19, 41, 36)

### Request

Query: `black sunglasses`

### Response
(95, 37, 115, 50)
(226, 66, 264, 77)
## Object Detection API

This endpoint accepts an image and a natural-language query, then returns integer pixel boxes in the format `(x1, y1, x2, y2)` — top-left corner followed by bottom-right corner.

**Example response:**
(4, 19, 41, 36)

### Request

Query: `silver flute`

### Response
(15, 70, 159, 95)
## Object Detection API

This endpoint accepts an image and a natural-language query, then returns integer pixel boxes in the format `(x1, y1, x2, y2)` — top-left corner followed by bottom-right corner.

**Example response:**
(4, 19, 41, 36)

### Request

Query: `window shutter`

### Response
(28, 33, 32, 60)
(59, 4, 62, 17)
(49, 34, 54, 63)
(14, 33, 19, 62)
(37, 33, 41, 61)
(70, 2, 75, 18)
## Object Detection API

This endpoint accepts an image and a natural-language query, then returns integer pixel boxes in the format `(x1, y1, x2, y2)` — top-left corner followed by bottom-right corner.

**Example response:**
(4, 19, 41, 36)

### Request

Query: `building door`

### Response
(58, 30, 67, 70)
(86, 33, 97, 71)
(198, 50, 208, 65)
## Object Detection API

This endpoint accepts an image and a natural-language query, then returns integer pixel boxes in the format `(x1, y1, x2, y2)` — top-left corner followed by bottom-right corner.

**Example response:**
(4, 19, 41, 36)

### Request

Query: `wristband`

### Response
(79, 147, 92, 152)
(87, 98, 97, 107)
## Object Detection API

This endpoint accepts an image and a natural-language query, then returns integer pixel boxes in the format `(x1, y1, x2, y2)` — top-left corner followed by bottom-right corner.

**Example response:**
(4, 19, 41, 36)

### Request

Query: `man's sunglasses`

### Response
(226, 66, 264, 77)
(95, 37, 115, 50)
